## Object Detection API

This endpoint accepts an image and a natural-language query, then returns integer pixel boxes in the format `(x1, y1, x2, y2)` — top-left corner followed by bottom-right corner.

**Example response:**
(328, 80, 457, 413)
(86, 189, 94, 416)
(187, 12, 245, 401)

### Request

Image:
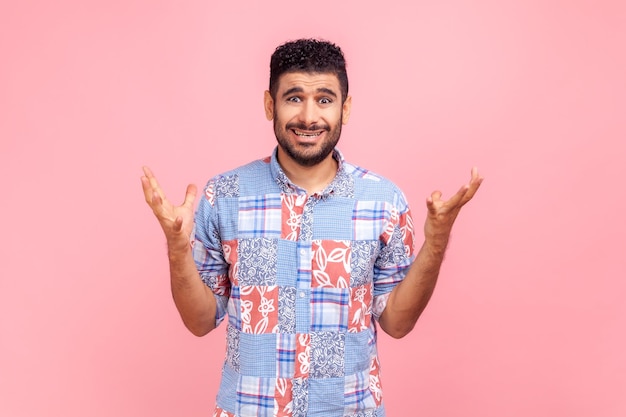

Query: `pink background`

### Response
(2, 1, 625, 416)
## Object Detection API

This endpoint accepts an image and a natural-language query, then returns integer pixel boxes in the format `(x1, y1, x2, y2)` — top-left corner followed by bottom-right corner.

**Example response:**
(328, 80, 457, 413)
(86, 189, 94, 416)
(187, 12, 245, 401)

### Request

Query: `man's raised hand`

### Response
(424, 167, 483, 251)
(141, 166, 198, 252)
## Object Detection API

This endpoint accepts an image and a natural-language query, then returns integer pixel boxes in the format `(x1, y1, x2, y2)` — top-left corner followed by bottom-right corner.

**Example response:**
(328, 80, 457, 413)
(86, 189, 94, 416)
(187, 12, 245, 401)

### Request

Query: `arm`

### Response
(378, 167, 483, 338)
(141, 166, 217, 336)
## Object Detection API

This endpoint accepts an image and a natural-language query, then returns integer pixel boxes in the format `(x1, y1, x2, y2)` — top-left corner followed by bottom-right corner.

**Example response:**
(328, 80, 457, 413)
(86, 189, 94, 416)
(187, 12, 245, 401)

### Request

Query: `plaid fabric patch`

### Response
(296, 243, 312, 287)
(237, 376, 275, 416)
(311, 288, 349, 332)
(227, 286, 241, 329)
(353, 201, 387, 241)
(238, 194, 282, 238)
(344, 370, 377, 413)
(276, 333, 296, 378)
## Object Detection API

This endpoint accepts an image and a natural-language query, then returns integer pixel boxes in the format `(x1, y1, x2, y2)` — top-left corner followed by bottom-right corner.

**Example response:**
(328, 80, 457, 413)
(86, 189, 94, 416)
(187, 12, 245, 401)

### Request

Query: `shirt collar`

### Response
(270, 146, 346, 196)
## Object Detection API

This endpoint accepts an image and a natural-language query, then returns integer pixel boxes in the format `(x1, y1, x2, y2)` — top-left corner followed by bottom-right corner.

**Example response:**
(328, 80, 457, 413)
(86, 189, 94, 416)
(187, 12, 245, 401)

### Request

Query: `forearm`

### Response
(378, 239, 446, 338)
(168, 245, 217, 337)
(378, 168, 482, 338)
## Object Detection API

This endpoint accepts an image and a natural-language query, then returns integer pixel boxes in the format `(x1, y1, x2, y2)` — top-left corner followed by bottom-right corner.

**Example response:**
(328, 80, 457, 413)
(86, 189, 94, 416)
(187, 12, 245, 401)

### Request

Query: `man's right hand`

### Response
(141, 167, 216, 336)
(141, 166, 198, 252)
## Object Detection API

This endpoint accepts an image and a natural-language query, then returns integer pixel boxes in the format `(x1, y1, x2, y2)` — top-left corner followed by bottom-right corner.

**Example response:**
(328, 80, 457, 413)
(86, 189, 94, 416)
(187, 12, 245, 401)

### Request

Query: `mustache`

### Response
(285, 122, 330, 132)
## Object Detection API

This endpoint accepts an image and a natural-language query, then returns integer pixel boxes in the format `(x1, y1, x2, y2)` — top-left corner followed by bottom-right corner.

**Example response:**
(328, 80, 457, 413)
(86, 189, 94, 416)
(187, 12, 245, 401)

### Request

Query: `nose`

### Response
(298, 99, 319, 126)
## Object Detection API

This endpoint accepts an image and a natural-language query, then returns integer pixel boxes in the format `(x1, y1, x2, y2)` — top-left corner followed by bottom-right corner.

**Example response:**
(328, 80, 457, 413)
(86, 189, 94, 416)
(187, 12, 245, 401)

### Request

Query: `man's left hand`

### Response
(424, 167, 483, 252)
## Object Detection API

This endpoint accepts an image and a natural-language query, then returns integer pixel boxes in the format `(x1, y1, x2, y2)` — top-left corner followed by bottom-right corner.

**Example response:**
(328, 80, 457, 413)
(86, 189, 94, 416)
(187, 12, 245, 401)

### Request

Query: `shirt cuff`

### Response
(372, 292, 391, 321)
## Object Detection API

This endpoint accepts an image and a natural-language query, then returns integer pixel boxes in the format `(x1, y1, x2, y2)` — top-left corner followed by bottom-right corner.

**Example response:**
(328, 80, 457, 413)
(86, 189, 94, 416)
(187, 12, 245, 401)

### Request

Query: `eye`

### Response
(319, 97, 332, 104)
(287, 96, 301, 103)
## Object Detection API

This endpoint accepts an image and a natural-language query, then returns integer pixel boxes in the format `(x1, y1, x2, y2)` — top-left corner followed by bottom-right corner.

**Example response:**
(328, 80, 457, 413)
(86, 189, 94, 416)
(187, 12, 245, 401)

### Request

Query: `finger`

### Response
(142, 166, 167, 201)
(469, 167, 484, 187)
(445, 184, 470, 208)
(426, 197, 435, 213)
(183, 184, 198, 208)
(141, 175, 156, 205)
(142, 175, 167, 217)
(460, 167, 484, 203)
(151, 189, 163, 206)
(140, 190, 165, 221)
(142, 166, 162, 195)
(461, 179, 482, 203)
(447, 167, 483, 207)
(142, 166, 155, 179)
(141, 174, 167, 210)
(430, 190, 443, 201)
(426, 190, 443, 214)
(470, 166, 485, 185)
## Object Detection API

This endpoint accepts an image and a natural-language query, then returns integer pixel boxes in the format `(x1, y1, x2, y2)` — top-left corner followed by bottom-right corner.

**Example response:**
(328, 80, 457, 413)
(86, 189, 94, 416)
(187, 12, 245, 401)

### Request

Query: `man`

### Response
(142, 38, 482, 417)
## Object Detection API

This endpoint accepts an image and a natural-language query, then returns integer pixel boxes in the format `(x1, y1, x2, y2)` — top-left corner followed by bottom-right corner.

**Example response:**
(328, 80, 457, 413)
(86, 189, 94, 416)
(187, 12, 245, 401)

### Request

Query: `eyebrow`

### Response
(281, 86, 338, 99)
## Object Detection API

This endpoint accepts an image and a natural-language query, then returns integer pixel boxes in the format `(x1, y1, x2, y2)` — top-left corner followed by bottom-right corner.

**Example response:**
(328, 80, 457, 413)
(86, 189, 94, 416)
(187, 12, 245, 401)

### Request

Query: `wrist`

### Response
(423, 234, 449, 256)
(167, 236, 192, 259)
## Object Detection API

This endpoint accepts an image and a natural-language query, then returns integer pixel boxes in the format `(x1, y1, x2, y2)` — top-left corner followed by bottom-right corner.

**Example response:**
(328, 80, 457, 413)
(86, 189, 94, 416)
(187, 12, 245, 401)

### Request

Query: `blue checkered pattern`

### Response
(343, 370, 377, 413)
(238, 194, 282, 238)
(237, 375, 275, 416)
(352, 201, 388, 241)
(276, 333, 296, 378)
(311, 288, 349, 332)
(193, 148, 414, 416)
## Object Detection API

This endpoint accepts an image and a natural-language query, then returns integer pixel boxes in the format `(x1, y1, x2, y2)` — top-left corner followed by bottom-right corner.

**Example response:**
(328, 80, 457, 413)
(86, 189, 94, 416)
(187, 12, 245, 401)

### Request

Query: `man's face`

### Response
(264, 72, 352, 168)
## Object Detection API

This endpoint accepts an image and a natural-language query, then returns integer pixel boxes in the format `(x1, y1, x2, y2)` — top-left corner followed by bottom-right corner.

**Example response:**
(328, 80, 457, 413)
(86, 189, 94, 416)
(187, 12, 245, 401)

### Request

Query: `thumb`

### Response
(183, 184, 198, 207)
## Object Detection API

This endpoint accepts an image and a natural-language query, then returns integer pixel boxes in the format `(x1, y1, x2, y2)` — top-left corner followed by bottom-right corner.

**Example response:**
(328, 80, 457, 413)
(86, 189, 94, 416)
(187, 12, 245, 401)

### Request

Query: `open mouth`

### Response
(292, 129, 323, 138)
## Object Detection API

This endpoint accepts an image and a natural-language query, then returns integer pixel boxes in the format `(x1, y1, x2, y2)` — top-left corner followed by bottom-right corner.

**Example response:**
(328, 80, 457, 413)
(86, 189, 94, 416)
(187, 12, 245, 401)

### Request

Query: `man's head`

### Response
(264, 39, 352, 169)
(269, 39, 349, 103)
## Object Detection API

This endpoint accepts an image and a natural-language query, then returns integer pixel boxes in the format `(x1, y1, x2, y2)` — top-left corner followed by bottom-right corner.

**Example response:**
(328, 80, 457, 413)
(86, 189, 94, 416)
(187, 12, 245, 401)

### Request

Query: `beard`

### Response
(273, 117, 343, 167)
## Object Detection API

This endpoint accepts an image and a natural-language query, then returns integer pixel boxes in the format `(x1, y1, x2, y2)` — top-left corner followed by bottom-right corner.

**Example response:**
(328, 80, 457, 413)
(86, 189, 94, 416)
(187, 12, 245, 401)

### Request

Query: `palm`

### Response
(141, 166, 198, 246)
(424, 167, 483, 242)
(158, 190, 195, 234)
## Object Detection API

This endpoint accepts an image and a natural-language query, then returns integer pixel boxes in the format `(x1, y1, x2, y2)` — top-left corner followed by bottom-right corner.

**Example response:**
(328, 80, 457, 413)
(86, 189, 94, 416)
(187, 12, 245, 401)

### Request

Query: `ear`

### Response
(342, 95, 352, 125)
(264, 90, 274, 120)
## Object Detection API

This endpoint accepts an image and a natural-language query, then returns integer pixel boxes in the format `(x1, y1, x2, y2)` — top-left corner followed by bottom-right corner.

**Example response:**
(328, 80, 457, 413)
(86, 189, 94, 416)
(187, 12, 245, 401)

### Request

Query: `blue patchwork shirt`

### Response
(192, 147, 416, 417)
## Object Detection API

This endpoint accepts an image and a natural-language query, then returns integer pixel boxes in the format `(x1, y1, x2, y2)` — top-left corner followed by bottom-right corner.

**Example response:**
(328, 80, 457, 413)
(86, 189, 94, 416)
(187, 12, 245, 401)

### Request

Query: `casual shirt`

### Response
(192, 147, 415, 417)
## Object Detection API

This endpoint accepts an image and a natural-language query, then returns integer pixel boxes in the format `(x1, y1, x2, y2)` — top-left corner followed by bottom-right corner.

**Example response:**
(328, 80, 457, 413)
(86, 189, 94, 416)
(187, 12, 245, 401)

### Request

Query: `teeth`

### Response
(295, 131, 320, 137)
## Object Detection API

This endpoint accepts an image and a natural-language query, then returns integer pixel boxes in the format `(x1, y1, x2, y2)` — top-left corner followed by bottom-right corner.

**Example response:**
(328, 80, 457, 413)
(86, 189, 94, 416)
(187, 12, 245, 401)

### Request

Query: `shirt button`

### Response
(299, 292, 306, 298)
(300, 249, 306, 255)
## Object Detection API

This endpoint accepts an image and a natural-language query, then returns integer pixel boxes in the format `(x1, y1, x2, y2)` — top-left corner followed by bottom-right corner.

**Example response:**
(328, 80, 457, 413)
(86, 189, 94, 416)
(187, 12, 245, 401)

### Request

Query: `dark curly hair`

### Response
(269, 38, 349, 102)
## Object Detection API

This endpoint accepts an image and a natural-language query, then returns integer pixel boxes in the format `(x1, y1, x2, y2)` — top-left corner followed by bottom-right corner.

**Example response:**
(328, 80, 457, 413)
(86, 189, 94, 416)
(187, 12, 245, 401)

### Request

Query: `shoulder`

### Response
(201, 155, 276, 201)
(342, 160, 408, 203)
(211, 156, 272, 181)
(206, 155, 272, 186)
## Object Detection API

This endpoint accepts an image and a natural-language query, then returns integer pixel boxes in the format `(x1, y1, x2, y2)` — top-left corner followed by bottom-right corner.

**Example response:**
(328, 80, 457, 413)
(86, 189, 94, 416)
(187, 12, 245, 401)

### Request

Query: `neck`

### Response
(277, 150, 338, 195)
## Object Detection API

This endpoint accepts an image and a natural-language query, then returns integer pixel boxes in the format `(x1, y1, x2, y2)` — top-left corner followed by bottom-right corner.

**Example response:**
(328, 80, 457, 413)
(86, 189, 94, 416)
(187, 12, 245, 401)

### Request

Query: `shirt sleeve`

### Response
(192, 180, 231, 327)
(371, 190, 416, 320)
